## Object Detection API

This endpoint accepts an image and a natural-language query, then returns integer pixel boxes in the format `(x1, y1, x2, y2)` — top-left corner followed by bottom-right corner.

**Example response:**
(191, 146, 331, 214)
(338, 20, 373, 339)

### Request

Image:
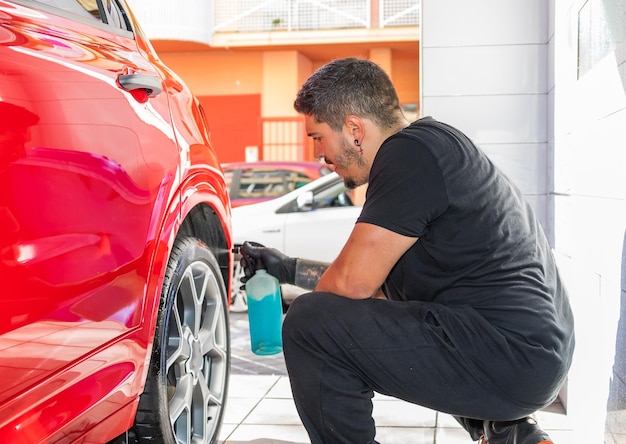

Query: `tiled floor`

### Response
(223, 313, 578, 443)
(219, 374, 578, 443)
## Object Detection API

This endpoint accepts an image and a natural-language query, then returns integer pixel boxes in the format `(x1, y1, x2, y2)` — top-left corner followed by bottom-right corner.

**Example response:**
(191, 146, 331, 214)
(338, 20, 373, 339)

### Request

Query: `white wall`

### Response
(420, 0, 553, 240)
(552, 0, 626, 442)
(422, 0, 626, 442)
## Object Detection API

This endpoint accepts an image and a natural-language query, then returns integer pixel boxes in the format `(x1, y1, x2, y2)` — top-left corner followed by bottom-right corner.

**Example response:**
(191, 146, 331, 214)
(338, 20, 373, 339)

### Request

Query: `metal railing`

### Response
(212, 0, 419, 33)
(380, 0, 419, 28)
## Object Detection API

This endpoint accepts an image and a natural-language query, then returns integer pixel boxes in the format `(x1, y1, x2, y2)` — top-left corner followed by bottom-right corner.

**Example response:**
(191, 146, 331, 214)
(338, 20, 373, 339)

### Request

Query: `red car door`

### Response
(0, 1, 180, 439)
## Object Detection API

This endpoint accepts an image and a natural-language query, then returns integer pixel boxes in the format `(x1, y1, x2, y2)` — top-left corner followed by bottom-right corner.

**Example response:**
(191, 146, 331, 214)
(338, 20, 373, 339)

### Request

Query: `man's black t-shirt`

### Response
(357, 117, 574, 402)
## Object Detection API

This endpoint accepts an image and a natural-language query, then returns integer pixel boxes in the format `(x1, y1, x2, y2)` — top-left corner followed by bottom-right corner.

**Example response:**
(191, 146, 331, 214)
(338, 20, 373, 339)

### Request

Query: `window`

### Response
(32, 0, 100, 20)
(577, 0, 626, 78)
(31, 0, 130, 31)
(237, 169, 313, 199)
(100, 0, 129, 30)
(277, 178, 354, 214)
(310, 180, 354, 209)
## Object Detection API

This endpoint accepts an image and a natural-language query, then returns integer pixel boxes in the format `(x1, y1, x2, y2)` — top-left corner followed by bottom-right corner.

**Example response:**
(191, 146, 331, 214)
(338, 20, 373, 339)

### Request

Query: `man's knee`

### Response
(283, 292, 342, 344)
(284, 292, 325, 332)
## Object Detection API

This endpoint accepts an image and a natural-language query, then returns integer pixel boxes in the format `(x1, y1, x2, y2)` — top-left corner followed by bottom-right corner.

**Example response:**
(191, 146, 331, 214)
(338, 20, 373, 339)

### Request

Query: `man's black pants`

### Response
(282, 292, 560, 444)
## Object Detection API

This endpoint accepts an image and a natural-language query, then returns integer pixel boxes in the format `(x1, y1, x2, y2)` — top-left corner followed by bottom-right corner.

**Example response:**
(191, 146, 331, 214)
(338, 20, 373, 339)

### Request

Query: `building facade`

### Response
(128, 0, 419, 164)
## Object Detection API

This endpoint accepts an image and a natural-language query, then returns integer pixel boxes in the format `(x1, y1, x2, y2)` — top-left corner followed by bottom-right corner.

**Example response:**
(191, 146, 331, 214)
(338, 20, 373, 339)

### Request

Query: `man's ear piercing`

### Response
(354, 139, 360, 147)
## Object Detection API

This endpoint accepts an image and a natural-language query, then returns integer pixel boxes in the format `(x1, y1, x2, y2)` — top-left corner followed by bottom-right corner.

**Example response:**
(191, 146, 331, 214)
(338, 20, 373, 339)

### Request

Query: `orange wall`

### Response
(160, 50, 418, 108)
(262, 51, 301, 117)
(160, 49, 419, 163)
(160, 51, 264, 96)
(198, 94, 261, 163)
(393, 55, 420, 106)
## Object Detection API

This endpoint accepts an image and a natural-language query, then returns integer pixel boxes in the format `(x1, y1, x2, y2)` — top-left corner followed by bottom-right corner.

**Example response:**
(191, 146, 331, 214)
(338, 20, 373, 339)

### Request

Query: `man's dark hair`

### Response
(294, 57, 403, 132)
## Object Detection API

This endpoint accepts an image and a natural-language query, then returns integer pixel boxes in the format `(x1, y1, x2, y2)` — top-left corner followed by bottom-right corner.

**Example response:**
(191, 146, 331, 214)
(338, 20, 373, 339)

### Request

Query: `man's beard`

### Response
(335, 137, 367, 189)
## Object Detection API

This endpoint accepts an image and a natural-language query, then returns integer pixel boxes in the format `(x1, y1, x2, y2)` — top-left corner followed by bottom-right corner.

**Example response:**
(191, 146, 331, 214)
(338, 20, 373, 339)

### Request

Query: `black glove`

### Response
(239, 241, 296, 285)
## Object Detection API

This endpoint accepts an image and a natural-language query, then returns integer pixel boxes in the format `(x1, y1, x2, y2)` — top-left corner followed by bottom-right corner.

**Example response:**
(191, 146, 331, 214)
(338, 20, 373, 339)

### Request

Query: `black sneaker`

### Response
(479, 417, 554, 444)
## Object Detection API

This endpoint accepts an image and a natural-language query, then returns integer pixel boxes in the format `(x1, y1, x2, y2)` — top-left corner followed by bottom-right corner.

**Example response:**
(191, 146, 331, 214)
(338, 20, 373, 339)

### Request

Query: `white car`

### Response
(230, 172, 363, 311)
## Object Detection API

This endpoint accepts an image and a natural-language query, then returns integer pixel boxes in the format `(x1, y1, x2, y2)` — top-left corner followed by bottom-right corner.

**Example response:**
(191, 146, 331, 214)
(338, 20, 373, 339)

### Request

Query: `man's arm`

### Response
(294, 259, 329, 290)
(315, 222, 418, 299)
(238, 243, 328, 290)
(238, 222, 417, 298)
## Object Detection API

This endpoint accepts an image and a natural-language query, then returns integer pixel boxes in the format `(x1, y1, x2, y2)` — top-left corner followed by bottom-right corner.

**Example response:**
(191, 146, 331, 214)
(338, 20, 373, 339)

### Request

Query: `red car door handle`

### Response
(118, 73, 163, 97)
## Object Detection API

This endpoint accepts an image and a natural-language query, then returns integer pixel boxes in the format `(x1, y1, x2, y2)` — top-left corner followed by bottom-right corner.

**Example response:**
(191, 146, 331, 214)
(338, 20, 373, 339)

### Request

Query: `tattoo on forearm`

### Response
(294, 259, 329, 290)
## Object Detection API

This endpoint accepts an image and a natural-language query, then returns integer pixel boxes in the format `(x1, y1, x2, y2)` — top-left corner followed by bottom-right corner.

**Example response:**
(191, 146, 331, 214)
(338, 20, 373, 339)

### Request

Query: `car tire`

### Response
(133, 237, 230, 444)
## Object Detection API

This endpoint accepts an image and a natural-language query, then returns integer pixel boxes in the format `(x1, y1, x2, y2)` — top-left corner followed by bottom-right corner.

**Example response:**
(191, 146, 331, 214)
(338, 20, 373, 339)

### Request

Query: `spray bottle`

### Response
(241, 248, 283, 355)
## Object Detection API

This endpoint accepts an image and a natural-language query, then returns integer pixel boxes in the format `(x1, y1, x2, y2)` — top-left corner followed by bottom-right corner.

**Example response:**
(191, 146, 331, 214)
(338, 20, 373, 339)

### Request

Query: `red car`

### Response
(0, 1, 232, 443)
(222, 161, 332, 208)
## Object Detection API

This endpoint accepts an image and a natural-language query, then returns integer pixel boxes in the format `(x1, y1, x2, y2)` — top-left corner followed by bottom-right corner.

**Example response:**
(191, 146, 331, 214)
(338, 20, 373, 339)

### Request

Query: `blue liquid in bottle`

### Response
(245, 269, 283, 355)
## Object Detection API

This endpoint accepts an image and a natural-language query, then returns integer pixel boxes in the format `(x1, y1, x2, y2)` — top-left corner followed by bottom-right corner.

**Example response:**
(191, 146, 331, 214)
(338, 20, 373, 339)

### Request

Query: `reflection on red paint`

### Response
(0, 1, 231, 442)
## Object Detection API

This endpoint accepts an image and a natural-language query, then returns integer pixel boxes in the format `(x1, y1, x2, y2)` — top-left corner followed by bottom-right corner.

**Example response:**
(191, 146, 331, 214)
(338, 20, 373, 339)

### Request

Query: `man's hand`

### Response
(239, 241, 297, 285)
